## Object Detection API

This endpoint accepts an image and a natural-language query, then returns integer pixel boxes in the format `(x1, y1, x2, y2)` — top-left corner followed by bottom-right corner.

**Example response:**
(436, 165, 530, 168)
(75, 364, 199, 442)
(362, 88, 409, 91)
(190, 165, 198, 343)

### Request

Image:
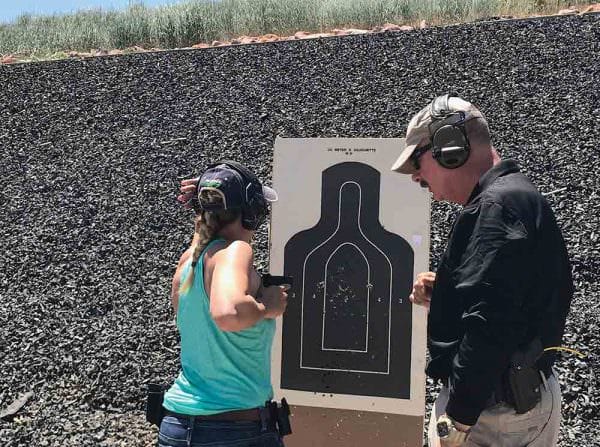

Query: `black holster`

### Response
(146, 383, 166, 427)
(266, 398, 292, 437)
(504, 338, 544, 414)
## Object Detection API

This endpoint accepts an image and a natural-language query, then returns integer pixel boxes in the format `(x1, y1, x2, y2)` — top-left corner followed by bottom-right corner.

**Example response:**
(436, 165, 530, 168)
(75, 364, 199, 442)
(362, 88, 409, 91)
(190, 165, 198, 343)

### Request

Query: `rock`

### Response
(420, 19, 428, 29)
(241, 36, 260, 44)
(582, 4, 600, 13)
(1, 55, 17, 64)
(331, 28, 369, 35)
(0, 391, 33, 420)
(376, 23, 414, 32)
(192, 43, 210, 49)
(294, 32, 332, 39)
(294, 31, 312, 39)
(259, 34, 280, 42)
(344, 28, 369, 35)
(558, 8, 579, 15)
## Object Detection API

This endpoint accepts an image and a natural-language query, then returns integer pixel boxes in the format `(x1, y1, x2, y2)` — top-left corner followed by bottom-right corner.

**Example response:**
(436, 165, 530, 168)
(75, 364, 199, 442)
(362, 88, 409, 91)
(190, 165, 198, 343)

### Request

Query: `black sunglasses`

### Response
(410, 143, 432, 171)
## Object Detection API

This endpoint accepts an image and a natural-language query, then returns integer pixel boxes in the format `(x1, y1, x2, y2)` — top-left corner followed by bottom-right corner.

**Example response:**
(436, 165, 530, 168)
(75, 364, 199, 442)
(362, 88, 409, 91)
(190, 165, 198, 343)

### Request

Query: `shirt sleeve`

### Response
(445, 200, 532, 426)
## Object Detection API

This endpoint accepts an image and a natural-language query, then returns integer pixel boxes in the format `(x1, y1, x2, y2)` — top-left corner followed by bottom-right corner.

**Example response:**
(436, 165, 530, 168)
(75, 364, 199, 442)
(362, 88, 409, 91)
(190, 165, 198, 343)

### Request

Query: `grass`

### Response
(0, 0, 593, 57)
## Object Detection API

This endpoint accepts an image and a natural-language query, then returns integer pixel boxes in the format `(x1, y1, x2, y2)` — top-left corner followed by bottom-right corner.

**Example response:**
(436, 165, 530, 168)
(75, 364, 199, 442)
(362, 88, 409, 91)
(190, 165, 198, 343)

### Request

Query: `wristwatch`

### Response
(436, 414, 469, 443)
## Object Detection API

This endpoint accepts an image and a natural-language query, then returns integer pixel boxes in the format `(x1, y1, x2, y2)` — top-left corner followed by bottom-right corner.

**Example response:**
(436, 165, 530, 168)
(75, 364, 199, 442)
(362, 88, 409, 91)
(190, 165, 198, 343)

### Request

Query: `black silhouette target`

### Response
(281, 162, 414, 398)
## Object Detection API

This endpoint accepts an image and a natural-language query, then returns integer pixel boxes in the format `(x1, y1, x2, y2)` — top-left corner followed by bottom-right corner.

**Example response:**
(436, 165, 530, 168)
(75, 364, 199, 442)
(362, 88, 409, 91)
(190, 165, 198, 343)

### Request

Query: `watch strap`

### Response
(437, 415, 470, 443)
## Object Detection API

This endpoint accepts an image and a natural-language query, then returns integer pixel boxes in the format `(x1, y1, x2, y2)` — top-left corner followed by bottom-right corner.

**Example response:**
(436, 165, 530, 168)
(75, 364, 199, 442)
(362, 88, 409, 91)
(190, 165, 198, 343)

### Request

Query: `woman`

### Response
(160, 161, 288, 447)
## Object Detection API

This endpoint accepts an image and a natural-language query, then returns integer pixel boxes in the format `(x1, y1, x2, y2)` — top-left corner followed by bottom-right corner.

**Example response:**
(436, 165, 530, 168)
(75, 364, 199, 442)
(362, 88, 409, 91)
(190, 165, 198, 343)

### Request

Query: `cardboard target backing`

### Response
(268, 138, 430, 446)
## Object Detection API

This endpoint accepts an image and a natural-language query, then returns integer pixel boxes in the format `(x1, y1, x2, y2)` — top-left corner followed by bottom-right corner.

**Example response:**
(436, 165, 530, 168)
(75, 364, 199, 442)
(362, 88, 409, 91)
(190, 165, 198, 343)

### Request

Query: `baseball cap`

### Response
(197, 163, 278, 211)
(391, 96, 484, 174)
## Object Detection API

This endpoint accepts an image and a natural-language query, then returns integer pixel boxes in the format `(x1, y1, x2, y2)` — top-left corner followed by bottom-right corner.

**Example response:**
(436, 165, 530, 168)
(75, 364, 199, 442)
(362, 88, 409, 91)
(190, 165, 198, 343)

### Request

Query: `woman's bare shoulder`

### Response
(178, 248, 193, 266)
(210, 240, 252, 260)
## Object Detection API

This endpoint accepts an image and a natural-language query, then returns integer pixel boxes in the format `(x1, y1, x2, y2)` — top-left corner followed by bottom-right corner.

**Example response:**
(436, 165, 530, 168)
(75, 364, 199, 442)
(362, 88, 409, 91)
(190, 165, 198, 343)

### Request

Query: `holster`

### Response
(505, 337, 543, 414)
(146, 383, 166, 427)
(266, 398, 292, 437)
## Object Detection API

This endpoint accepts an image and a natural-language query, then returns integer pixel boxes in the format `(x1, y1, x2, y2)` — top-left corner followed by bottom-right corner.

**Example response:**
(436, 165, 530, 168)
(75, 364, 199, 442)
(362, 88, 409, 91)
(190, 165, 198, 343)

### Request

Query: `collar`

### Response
(466, 159, 520, 205)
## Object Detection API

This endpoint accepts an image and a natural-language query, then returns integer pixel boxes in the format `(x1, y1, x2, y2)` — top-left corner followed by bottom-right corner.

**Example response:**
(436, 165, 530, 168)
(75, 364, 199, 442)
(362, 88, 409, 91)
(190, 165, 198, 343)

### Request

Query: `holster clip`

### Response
(506, 338, 543, 414)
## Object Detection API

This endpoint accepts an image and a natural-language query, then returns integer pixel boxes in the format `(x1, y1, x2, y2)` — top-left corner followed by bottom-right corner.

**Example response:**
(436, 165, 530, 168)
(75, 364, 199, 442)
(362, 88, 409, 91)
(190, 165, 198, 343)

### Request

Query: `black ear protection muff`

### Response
(204, 160, 269, 231)
(428, 94, 471, 169)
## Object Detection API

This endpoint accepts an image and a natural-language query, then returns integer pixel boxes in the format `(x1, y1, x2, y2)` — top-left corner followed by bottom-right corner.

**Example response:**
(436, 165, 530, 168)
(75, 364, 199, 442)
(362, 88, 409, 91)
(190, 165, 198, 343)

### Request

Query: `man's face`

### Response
(410, 143, 460, 203)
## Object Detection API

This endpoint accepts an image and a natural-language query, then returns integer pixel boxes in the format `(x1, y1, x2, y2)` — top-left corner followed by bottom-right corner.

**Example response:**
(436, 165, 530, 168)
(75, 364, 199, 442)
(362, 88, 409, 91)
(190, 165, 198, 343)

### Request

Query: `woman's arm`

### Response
(208, 240, 274, 332)
(170, 248, 193, 315)
(209, 241, 287, 331)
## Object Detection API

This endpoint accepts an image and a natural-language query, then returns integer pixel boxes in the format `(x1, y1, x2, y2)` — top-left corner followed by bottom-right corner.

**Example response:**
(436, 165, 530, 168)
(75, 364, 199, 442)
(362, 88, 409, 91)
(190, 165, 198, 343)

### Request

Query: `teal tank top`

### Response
(163, 239, 275, 415)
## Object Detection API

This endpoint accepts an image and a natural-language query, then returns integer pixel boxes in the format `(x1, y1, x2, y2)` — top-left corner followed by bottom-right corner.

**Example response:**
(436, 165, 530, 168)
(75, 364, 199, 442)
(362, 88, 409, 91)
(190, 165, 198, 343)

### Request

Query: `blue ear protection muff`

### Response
(428, 94, 471, 169)
(206, 160, 269, 231)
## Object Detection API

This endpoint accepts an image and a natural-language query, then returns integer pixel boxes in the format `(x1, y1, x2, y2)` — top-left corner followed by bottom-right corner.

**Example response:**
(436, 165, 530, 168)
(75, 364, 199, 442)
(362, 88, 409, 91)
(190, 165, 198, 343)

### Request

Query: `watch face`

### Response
(437, 421, 450, 438)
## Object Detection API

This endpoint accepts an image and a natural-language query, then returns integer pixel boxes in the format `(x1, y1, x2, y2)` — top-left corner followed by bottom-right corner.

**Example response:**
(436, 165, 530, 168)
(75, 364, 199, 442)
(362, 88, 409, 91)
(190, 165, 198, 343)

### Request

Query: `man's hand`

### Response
(440, 438, 465, 447)
(177, 177, 200, 209)
(258, 285, 288, 319)
(437, 414, 472, 447)
(409, 271, 436, 311)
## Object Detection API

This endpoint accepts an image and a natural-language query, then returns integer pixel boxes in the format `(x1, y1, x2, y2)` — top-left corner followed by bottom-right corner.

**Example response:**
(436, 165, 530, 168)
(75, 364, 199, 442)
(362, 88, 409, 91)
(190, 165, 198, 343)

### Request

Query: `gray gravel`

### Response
(1, 12, 599, 447)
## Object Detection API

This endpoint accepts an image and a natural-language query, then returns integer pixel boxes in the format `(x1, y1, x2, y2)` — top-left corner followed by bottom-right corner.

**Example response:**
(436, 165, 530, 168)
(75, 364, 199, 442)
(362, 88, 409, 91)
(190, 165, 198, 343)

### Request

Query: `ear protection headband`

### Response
(205, 160, 269, 231)
(428, 94, 471, 169)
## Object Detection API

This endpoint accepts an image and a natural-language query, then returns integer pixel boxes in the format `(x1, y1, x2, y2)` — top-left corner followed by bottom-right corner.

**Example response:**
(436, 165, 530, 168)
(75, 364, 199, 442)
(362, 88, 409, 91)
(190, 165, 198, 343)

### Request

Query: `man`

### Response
(391, 95, 573, 447)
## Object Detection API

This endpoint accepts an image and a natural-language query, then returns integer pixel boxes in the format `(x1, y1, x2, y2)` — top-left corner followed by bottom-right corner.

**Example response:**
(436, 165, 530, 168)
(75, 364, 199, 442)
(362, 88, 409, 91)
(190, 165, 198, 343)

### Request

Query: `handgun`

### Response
(262, 274, 294, 289)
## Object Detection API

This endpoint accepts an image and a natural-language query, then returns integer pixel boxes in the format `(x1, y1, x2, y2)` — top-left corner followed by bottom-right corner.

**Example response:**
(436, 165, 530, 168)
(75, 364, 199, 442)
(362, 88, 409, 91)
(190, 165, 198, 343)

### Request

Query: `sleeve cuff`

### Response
(445, 393, 483, 426)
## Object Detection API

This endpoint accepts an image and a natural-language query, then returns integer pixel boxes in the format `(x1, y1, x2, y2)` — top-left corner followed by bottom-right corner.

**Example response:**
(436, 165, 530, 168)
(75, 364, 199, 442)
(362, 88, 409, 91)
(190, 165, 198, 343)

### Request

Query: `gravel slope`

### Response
(0, 13, 598, 447)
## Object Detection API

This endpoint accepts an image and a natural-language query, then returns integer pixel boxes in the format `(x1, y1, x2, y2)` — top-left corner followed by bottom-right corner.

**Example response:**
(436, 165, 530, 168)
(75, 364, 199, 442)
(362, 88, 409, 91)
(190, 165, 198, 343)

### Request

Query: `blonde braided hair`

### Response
(179, 190, 240, 294)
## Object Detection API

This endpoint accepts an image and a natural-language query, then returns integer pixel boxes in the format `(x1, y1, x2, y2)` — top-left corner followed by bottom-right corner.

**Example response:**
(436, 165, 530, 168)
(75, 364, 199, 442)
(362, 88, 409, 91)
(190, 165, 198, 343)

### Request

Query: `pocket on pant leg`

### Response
(505, 405, 551, 435)
(503, 381, 553, 440)
(158, 416, 191, 446)
(258, 431, 284, 447)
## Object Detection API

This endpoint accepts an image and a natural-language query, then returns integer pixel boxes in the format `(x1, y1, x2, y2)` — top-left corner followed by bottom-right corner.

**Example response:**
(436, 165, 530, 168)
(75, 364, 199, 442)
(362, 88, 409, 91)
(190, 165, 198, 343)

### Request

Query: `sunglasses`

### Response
(410, 143, 432, 171)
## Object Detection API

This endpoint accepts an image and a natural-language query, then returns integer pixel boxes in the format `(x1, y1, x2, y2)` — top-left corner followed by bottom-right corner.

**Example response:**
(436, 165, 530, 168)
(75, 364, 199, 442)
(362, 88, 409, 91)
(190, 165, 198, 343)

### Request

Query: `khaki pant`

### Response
(428, 373, 561, 447)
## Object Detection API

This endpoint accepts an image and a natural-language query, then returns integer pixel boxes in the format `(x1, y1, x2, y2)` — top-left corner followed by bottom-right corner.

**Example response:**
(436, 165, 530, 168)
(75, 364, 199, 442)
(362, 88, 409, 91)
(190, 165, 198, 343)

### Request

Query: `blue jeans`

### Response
(158, 414, 285, 447)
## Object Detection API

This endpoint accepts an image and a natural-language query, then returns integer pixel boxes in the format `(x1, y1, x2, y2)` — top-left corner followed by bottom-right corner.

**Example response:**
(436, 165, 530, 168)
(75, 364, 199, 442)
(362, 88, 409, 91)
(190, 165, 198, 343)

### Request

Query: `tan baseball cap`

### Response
(391, 97, 484, 174)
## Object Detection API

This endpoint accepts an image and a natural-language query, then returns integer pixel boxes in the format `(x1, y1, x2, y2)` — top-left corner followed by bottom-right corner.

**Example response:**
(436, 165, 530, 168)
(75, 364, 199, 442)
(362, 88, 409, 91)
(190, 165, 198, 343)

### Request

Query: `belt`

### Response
(165, 408, 262, 422)
(487, 366, 554, 407)
(442, 366, 554, 408)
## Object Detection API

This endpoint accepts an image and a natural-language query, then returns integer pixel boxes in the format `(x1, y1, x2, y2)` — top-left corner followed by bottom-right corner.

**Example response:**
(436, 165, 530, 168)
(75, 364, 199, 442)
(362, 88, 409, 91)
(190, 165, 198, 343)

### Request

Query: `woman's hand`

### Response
(409, 271, 436, 311)
(258, 285, 288, 319)
(177, 177, 200, 209)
